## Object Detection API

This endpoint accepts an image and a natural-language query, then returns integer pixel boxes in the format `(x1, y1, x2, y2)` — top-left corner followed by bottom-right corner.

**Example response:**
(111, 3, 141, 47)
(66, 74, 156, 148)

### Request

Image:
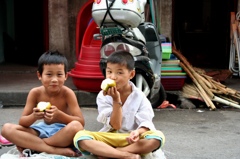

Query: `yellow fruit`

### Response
(37, 102, 51, 111)
(101, 79, 116, 91)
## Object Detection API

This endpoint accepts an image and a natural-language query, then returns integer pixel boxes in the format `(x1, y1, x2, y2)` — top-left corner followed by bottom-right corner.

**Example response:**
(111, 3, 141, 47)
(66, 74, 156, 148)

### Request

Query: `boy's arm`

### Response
(19, 88, 43, 127)
(109, 100, 123, 130)
(135, 97, 156, 131)
(126, 127, 150, 144)
(104, 87, 123, 130)
(137, 127, 150, 134)
(97, 92, 116, 131)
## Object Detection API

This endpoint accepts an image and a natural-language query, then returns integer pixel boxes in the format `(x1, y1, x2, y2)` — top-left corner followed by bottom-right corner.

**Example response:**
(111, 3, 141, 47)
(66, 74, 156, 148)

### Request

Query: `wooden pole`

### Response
(179, 62, 216, 110)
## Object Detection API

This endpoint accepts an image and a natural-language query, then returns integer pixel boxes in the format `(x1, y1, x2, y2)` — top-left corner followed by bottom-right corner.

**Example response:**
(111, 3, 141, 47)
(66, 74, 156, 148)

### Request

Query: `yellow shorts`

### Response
(73, 129, 165, 155)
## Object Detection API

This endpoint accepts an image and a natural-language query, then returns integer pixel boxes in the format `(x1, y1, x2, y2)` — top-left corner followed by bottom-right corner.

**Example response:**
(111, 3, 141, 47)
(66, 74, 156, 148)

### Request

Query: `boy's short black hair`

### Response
(38, 50, 68, 75)
(107, 50, 135, 70)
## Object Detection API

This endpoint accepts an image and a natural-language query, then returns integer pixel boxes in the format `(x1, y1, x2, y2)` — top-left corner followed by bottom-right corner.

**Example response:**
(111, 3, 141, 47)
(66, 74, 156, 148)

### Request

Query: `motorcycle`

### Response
(91, 0, 166, 108)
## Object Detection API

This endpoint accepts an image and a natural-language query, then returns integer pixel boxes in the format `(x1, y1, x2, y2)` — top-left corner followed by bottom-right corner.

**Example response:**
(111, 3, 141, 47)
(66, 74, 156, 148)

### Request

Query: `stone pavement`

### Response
(1, 107, 240, 159)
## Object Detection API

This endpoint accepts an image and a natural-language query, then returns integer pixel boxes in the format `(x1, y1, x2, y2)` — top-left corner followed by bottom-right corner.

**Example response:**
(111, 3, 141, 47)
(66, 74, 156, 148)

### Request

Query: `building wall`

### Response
(48, 0, 88, 69)
(159, 0, 172, 42)
(0, 0, 5, 63)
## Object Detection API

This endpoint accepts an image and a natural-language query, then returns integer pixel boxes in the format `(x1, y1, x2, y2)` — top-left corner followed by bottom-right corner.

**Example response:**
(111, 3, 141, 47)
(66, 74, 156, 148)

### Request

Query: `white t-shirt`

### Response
(96, 81, 156, 133)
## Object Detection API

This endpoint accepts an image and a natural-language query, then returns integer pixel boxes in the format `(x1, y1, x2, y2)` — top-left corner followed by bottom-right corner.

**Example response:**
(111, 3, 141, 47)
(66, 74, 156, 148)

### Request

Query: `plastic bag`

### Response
(0, 147, 97, 159)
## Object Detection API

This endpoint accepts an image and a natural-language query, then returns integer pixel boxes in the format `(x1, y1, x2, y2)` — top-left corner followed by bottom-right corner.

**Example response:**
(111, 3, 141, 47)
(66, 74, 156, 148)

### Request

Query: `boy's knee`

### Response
(75, 140, 91, 155)
(73, 130, 93, 148)
(143, 130, 165, 149)
(66, 121, 84, 132)
(74, 130, 88, 141)
(1, 123, 13, 135)
(156, 130, 165, 148)
(77, 139, 87, 147)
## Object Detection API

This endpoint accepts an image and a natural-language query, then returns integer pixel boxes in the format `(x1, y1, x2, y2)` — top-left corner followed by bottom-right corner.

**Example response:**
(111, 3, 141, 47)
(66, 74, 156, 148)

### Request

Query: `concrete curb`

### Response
(0, 91, 98, 107)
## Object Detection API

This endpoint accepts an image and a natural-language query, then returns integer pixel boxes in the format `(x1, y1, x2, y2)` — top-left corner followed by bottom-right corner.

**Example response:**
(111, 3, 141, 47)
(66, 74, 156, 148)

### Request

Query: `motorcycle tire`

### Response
(151, 83, 167, 108)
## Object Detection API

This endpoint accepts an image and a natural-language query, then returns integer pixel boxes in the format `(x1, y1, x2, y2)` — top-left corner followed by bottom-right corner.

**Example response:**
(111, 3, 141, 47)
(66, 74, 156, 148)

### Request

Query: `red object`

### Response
(95, 0, 101, 4)
(161, 76, 186, 91)
(69, 12, 104, 92)
(68, 72, 103, 92)
(75, 0, 94, 59)
(122, 0, 128, 4)
(157, 100, 176, 109)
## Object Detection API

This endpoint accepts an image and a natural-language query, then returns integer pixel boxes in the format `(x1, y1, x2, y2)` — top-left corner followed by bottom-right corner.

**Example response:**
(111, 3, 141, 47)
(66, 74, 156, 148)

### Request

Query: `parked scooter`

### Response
(91, 0, 166, 108)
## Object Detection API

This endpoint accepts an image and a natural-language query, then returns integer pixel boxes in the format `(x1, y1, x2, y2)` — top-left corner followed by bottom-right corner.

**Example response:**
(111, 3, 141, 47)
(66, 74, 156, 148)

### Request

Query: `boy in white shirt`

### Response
(74, 50, 165, 159)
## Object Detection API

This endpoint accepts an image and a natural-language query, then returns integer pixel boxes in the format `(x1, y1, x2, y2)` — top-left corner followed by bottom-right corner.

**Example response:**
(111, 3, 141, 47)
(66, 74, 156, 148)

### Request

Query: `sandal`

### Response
(0, 135, 14, 146)
(157, 100, 177, 109)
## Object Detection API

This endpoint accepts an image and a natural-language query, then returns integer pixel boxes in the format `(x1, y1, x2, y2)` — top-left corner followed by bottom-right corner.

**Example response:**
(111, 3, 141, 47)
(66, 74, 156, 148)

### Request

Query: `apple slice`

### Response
(37, 102, 51, 112)
(101, 79, 116, 91)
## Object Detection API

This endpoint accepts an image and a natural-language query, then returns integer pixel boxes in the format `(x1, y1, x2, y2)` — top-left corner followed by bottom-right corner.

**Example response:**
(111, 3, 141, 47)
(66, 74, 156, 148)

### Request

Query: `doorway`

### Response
(173, 0, 232, 69)
(2, 0, 48, 66)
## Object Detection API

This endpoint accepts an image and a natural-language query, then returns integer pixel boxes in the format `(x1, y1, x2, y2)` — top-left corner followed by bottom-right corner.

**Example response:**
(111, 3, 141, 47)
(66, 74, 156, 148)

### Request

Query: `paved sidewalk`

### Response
(1, 107, 240, 159)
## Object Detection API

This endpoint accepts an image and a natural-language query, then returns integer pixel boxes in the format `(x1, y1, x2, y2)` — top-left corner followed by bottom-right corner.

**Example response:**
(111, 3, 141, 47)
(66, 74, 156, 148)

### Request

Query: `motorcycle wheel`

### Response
(135, 74, 151, 96)
(134, 74, 166, 108)
(151, 83, 167, 108)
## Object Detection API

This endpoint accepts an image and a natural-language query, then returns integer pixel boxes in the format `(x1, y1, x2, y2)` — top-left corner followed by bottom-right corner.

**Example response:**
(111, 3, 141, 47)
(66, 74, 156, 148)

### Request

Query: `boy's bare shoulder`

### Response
(58, 86, 76, 97)
(29, 86, 43, 94)
(28, 86, 75, 99)
(60, 85, 73, 92)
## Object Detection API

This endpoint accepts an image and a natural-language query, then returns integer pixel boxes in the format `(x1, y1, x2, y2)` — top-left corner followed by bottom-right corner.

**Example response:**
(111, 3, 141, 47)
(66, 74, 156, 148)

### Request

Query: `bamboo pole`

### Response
(226, 87, 238, 95)
(210, 89, 223, 94)
(213, 84, 229, 95)
(218, 95, 239, 105)
(182, 84, 240, 109)
(179, 62, 216, 110)
(203, 75, 218, 90)
(208, 78, 227, 88)
(230, 12, 235, 39)
(232, 23, 240, 72)
(193, 72, 215, 98)
(172, 46, 240, 110)
(212, 96, 240, 109)
(173, 48, 216, 107)
(231, 94, 240, 100)
(172, 48, 215, 99)
(197, 73, 213, 89)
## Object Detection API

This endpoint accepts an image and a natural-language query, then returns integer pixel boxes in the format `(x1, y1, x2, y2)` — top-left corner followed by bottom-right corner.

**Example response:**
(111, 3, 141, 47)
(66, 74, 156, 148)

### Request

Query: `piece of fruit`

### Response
(37, 102, 51, 111)
(101, 79, 116, 91)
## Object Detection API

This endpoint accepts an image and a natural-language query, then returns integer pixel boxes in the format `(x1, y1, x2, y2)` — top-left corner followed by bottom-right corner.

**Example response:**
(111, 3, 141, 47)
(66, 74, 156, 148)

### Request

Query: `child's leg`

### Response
(78, 139, 141, 159)
(116, 138, 160, 154)
(43, 120, 83, 147)
(1, 123, 77, 157)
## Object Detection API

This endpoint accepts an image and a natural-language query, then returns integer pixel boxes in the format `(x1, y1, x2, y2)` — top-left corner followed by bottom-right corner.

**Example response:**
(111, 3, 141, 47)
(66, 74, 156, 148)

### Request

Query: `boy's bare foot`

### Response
(16, 146, 24, 153)
(55, 147, 77, 157)
(120, 154, 141, 159)
(97, 156, 109, 159)
(16, 145, 77, 157)
(96, 153, 140, 159)
(97, 155, 140, 159)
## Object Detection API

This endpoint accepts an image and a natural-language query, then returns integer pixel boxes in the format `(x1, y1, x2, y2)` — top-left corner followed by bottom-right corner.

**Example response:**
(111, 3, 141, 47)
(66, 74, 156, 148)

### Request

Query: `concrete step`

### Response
(1, 63, 240, 108)
(0, 63, 98, 107)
